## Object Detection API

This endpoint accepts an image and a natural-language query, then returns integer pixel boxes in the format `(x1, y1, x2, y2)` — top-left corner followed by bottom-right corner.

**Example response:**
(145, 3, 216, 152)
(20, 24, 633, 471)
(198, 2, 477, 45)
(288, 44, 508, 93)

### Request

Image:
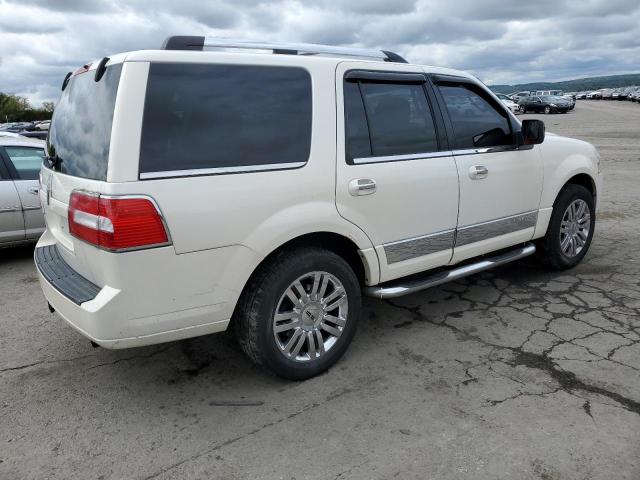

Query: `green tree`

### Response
(0, 92, 52, 122)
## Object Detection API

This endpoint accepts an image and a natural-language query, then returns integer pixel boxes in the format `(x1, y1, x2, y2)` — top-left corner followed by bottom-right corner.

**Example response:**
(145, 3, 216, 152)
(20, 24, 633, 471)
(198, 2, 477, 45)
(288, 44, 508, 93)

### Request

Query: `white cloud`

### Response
(1, 0, 639, 105)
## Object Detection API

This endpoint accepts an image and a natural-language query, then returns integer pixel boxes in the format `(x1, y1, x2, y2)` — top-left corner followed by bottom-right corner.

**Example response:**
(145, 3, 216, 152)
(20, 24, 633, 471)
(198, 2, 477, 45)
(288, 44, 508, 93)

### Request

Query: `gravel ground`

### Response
(1, 101, 639, 480)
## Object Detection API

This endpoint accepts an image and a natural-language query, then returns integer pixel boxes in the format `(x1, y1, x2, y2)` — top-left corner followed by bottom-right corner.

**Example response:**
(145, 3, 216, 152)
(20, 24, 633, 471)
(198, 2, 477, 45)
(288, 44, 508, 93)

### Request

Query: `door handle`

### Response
(348, 178, 377, 196)
(28, 186, 40, 195)
(469, 165, 488, 180)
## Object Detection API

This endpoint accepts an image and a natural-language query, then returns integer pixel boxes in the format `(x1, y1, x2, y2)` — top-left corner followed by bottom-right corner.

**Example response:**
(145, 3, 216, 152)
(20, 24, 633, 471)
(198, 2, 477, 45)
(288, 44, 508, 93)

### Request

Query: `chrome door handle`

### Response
(348, 178, 377, 196)
(28, 186, 39, 195)
(469, 165, 488, 180)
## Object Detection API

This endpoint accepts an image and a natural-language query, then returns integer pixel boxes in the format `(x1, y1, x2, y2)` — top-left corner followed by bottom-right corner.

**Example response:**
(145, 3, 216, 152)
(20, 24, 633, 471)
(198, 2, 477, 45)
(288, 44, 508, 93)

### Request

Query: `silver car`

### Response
(0, 136, 46, 246)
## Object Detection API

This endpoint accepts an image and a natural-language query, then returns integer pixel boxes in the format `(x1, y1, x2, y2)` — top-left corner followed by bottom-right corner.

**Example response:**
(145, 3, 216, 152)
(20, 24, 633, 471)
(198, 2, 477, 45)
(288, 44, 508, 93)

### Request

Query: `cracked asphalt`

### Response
(2, 101, 639, 479)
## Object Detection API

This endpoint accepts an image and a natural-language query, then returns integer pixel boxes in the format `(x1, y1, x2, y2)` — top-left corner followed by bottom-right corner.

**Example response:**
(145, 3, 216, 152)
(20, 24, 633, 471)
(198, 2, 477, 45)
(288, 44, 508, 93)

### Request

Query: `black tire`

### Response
(537, 184, 595, 270)
(544, 106, 551, 114)
(521, 107, 527, 114)
(233, 247, 361, 380)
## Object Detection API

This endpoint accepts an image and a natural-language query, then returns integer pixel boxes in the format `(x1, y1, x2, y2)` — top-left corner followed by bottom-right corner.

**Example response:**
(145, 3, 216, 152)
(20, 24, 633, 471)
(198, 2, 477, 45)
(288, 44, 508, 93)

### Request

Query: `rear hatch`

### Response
(40, 60, 123, 283)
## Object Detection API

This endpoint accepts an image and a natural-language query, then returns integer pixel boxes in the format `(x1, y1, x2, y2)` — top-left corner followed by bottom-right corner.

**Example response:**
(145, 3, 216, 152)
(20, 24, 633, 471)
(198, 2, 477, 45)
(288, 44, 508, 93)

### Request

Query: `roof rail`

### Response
(161, 36, 408, 63)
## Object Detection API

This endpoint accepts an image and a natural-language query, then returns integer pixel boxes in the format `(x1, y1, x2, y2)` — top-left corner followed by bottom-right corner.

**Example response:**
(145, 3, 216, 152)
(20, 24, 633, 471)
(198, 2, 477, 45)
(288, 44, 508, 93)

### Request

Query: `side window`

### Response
(359, 82, 438, 157)
(438, 84, 512, 149)
(4, 147, 44, 180)
(344, 82, 372, 159)
(140, 64, 312, 176)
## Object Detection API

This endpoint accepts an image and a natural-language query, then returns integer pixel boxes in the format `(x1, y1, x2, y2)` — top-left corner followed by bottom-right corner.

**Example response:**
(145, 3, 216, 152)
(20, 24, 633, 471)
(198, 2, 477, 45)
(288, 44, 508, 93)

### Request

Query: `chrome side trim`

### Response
(456, 211, 538, 247)
(353, 151, 453, 165)
(383, 229, 455, 264)
(451, 148, 492, 156)
(366, 243, 536, 299)
(0, 206, 21, 212)
(139, 162, 306, 180)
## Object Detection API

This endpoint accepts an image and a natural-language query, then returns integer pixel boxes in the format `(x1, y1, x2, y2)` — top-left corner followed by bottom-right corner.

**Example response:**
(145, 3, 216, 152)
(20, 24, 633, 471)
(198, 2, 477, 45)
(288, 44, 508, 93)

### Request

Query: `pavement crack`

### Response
(141, 379, 376, 480)
(87, 346, 173, 370)
(0, 353, 99, 374)
(384, 299, 640, 417)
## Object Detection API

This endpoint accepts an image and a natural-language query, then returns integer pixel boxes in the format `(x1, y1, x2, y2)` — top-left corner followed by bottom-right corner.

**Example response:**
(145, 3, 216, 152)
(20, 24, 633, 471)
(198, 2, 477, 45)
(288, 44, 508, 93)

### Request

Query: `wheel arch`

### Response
(558, 173, 597, 205)
(229, 231, 376, 329)
(248, 231, 373, 287)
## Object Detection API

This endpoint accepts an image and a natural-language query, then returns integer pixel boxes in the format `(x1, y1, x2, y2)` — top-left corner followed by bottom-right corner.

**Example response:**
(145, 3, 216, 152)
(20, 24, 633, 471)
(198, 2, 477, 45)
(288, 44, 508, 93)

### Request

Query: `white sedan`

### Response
(497, 93, 521, 114)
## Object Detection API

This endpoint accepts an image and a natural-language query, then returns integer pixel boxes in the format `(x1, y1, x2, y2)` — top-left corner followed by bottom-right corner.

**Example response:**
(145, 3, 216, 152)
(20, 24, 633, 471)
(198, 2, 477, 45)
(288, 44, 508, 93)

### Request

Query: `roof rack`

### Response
(161, 36, 408, 63)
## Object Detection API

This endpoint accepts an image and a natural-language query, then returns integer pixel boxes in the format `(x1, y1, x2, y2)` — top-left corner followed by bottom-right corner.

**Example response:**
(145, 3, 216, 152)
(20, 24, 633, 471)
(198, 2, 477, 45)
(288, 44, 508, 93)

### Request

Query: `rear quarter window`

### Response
(139, 63, 312, 178)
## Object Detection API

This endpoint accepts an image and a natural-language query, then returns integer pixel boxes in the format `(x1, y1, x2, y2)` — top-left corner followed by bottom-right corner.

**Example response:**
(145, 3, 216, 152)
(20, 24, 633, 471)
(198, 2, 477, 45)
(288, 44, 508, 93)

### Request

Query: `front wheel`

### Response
(234, 247, 361, 380)
(544, 106, 551, 114)
(538, 184, 595, 270)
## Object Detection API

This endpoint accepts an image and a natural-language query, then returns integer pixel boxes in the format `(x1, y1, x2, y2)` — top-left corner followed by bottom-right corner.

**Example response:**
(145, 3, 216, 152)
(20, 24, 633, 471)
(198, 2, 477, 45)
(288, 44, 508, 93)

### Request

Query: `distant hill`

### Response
(489, 73, 640, 94)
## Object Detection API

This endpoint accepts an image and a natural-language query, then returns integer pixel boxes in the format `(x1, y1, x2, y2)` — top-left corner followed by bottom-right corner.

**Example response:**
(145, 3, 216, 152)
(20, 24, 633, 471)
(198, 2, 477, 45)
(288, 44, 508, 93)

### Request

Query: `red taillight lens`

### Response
(68, 191, 169, 251)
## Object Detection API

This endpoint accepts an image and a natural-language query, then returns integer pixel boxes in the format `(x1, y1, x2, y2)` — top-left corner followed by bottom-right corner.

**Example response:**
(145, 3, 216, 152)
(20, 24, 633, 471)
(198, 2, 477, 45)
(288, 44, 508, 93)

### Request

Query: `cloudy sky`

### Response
(1, 0, 639, 106)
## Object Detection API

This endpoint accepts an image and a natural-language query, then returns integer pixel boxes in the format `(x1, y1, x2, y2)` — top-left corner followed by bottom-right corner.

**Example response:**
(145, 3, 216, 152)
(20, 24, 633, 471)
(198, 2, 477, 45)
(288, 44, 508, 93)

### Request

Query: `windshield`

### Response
(46, 63, 122, 180)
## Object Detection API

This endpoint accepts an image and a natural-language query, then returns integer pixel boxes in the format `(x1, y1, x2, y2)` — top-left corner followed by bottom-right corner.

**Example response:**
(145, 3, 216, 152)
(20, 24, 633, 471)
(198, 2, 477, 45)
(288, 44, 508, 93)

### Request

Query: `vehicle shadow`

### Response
(0, 243, 36, 265)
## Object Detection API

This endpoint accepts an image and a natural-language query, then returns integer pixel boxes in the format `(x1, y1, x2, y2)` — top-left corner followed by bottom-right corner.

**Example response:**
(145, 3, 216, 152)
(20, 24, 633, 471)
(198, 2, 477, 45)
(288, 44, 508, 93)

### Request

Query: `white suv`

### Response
(36, 37, 602, 379)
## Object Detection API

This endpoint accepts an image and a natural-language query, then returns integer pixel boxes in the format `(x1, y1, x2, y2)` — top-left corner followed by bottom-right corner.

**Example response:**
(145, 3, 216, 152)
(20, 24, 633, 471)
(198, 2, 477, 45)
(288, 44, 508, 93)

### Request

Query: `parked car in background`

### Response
(601, 90, 613, 100)
(35, 37, 601, 380)
(535, 90, 563, 97)
(0, 136, 45, 246)
(0, 122, 33, 133)
(575, 92, 587, 100)
(19, 130, 48, 140)
(519, 95, 572, 114)
(496, 93, 521, 113)
(35, 121, 50, 131)
(511, 91, 531, 103)
(586, 91, 602, 99)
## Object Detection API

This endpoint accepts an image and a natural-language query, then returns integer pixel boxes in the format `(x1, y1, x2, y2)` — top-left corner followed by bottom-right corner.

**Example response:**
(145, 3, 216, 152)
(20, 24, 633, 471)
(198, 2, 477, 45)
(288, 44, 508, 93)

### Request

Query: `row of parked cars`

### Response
(574, 87, 640, 101)
(0, 120, 49, 139)
(495, 90, 576, 115)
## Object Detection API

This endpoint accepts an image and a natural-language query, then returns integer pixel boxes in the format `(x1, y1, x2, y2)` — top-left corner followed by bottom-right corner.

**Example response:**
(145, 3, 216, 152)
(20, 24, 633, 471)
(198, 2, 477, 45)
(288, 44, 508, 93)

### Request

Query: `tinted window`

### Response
(438, 84, 512, 149)
(47, 64, 122, 180)
(344, 82, 371, 159)
(140, 64, 312, 175)
(4, 147, 44, 180)
(359, 82, 438, 157)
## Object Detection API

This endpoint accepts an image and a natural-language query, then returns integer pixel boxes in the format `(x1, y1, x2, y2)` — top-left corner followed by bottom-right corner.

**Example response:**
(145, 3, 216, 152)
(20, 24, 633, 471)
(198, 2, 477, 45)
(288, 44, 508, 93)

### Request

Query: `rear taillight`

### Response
(68, 191, 170, 252)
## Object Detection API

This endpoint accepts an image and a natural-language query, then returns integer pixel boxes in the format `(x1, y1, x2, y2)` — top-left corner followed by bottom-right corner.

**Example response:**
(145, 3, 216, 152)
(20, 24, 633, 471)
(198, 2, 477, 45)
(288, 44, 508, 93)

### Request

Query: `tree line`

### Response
(0, 92, 54, 123)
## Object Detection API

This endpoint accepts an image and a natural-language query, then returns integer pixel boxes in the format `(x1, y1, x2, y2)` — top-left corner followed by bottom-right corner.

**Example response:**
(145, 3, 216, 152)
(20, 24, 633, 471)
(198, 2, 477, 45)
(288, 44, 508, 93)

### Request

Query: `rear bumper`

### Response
(34, 232, 247, 349)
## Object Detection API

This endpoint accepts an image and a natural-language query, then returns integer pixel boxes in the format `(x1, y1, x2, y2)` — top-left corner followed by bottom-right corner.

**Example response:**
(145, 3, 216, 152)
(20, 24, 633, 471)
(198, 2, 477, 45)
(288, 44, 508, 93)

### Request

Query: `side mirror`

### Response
(520, 119, 545, 146)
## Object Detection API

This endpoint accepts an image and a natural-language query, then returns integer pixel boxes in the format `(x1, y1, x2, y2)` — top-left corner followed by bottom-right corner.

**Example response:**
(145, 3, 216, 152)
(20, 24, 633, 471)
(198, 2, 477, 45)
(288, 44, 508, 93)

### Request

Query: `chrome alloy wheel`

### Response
(560, 199, 591, 257)
(273, 271, 348, 362)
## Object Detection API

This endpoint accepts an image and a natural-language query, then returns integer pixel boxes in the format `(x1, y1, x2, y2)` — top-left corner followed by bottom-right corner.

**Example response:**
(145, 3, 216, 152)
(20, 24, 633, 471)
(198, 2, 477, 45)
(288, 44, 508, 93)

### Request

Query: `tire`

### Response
(521, 107, 527, 114)
(544, 106, 551, 114)
(233, 246, 361, 380)
(537, 184, 595, 270)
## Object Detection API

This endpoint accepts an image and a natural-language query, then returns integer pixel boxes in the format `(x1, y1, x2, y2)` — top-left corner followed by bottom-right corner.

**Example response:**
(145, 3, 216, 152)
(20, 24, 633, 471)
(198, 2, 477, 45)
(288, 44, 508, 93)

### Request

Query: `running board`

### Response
(364, 243, 536, 299)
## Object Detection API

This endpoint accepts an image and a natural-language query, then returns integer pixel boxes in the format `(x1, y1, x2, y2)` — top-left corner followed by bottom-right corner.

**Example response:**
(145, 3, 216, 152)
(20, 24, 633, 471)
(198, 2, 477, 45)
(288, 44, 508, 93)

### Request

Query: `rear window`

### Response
(139, 63, 312, 178)
(46, 64, 122, 180)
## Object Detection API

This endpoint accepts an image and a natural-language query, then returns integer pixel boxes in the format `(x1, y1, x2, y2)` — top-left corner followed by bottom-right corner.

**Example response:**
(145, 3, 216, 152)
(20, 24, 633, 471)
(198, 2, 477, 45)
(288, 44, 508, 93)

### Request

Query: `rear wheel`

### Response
(538, 184, 595, 270)
(544, 106, 551, 114)
(234, 247, 361, 380)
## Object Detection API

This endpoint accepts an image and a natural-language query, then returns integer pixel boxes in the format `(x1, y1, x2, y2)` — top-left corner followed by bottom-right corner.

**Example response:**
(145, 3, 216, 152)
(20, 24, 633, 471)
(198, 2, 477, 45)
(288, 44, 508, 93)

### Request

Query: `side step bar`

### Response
(365, 243, 536, 299)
